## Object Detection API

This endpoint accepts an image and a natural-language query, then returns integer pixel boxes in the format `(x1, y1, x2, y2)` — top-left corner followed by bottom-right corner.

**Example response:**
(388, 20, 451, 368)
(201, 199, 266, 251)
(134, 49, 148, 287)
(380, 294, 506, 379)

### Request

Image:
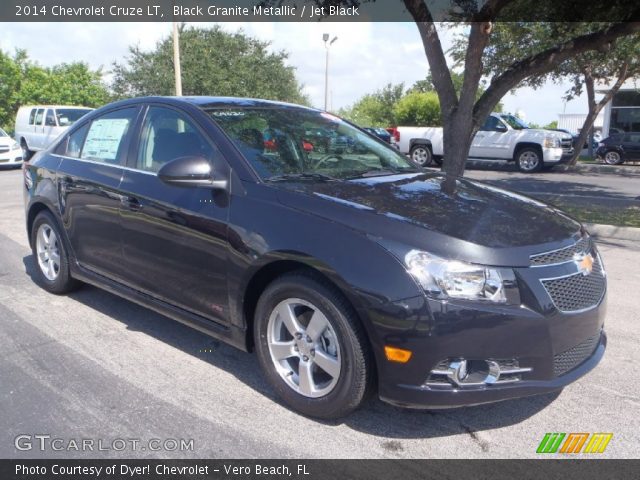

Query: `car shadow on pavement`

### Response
(23, 254, 562, 440)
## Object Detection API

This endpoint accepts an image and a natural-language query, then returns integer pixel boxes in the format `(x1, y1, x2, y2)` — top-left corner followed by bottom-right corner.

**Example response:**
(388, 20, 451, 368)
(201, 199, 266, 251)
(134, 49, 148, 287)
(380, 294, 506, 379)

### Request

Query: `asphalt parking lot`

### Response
(1, 166, 639, 459)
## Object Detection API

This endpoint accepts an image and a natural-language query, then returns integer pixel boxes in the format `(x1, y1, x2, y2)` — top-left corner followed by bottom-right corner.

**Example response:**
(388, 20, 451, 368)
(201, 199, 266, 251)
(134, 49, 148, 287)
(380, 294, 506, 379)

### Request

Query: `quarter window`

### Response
(45, 109, 57, 127)
(136, 106, 215, 173)
(28, 109, 36, 125)
(80, 108, 137, 165)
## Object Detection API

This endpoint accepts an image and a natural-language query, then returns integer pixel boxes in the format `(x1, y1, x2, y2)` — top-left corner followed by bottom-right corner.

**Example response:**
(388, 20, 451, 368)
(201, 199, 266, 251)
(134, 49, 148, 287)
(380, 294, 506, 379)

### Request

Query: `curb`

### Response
(585, 223, 640, 241)
(557, 163, 640, 176)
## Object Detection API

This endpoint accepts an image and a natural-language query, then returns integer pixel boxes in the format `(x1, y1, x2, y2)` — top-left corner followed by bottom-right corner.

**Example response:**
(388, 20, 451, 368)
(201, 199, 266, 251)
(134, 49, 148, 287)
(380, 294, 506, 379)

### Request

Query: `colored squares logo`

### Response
(537, 433, 613, 454)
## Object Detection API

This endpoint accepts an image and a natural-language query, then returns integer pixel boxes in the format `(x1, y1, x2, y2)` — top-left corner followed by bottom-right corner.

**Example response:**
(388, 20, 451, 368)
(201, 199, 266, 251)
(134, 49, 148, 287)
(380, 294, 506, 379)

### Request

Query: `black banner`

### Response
(1, 0, 640, 22)
(3, 460, 640, 480)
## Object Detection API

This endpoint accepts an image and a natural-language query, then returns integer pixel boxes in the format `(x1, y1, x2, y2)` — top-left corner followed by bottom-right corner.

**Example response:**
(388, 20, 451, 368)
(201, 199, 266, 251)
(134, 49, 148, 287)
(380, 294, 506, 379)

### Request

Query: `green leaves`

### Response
(0, 50, 108, 133)
(111, 25, 308, 105)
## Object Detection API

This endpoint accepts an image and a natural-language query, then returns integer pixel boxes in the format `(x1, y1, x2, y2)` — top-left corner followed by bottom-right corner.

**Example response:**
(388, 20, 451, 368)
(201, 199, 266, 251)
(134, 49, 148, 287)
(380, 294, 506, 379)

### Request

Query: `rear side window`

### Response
(54, 123, 90, 158)
(28, 109, 36, 125)
(80, 108, 137, 165)
(34, 109, 45, 126)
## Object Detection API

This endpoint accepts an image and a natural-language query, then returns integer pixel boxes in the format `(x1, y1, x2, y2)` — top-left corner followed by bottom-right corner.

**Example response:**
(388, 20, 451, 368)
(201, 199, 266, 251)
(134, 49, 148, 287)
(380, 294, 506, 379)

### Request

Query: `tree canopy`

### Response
(0, 49, 108, 133)
(111, 25, 309, 105)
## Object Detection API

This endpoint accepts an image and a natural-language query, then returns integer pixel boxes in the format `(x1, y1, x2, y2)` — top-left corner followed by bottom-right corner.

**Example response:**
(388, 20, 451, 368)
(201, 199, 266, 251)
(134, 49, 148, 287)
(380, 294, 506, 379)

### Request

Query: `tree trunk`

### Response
(567, 63, 629, 166)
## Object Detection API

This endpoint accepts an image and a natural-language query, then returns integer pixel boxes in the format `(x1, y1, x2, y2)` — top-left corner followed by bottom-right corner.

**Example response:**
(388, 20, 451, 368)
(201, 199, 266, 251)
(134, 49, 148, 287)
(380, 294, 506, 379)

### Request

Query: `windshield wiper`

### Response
(344, 168, 412, 179)
(266, 172, 337, 182)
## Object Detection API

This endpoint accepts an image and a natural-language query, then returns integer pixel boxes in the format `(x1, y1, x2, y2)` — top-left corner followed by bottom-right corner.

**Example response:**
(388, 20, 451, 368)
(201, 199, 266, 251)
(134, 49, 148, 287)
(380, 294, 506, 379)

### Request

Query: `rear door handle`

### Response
(121, 195, 142, 212)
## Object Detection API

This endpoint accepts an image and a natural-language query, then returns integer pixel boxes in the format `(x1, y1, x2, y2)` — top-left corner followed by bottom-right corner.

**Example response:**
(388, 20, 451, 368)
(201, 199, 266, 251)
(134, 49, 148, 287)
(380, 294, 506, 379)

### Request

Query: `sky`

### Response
(0, 22, 596, 126)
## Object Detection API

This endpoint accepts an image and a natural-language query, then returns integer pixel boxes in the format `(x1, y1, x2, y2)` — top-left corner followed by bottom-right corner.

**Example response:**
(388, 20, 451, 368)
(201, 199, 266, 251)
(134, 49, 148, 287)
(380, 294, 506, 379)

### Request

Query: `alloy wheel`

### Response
(36, 223, 60, 281)
(411, 147, 430, 166)
(604, 151, 622, 165)
(518, 151, 540, 171)
(267, 298, 341, 398)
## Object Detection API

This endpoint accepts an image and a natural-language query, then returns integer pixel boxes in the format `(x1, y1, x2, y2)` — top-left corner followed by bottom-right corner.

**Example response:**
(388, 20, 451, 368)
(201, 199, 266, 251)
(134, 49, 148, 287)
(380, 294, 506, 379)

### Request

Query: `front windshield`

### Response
(207, 107, 417, 180)
(56, 108, 91, 126)
(0, 128, 7, 137)
(500, 114, 529, 130)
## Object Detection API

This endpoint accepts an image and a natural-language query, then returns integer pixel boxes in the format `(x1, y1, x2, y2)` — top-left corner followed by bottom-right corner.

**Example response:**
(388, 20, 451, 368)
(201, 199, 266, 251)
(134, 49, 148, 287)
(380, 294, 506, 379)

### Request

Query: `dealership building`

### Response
(558, 79, 640, 137)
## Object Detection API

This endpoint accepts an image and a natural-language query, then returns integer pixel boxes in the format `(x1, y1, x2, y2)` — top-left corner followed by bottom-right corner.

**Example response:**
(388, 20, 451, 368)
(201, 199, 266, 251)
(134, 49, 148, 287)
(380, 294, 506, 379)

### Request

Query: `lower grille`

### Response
(541, 257, 605, 312)
(554, 334, 600, 377)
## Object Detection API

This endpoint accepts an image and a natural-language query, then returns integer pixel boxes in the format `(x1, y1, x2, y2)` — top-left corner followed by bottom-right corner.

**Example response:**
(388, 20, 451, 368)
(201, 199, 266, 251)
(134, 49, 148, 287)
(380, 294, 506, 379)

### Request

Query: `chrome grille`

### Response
(554, 334, 600, 377)
(0, 146, 9, 153)
(561, 138, 574, 155)
(530, 236, 591, 266)
(541, 257, 605, 312)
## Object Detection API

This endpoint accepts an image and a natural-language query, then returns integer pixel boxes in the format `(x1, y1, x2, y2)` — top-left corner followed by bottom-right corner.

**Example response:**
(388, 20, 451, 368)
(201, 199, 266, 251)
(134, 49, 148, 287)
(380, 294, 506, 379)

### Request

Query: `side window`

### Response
(136, 106, 215, 173)
(34, 109, 45, 126)
(60, 123, 90, 158)
(480, 116, 501, 131)
(80, 107, 137, 165)
(45, 109, 57, 127)
(28, 109, 36, 125)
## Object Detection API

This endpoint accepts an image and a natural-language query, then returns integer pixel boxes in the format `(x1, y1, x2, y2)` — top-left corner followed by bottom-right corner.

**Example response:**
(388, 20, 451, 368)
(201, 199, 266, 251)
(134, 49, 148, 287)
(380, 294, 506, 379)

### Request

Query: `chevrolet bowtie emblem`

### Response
(575, 253, 594, 276)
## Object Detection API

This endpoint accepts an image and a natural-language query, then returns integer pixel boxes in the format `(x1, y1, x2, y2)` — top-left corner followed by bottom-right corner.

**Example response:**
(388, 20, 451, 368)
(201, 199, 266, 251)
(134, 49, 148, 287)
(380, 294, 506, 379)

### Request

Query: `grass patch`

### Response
(552, 201, 640, 228)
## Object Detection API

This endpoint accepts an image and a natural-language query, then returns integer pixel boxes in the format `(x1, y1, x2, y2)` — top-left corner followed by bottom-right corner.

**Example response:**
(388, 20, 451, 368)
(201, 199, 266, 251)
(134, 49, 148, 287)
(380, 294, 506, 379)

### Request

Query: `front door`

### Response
(118, 105, 230, 324)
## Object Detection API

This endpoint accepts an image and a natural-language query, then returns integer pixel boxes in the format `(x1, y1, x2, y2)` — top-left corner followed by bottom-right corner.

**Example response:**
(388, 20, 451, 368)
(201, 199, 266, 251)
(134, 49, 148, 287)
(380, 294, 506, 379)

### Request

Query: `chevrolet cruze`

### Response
(23, 97, 607, 418)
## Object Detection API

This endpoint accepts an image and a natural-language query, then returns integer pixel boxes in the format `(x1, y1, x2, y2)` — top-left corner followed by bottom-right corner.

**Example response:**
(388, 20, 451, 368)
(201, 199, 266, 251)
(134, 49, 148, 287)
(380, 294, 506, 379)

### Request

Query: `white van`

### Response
(15, 105, 93, 158)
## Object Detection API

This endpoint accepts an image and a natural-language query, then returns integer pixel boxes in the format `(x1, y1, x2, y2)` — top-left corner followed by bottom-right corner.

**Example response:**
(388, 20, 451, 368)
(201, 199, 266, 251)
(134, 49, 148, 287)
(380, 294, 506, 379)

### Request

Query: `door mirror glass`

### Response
(494, 123, 508, 133)
(158, 155, 227, 189)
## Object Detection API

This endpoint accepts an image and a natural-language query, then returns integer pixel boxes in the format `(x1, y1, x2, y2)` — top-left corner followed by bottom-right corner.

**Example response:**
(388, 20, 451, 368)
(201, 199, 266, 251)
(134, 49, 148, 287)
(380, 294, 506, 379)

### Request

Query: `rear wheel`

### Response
(603, 150, 623, 165)
(20, 139, 32, 161)
(30, 211, 80, 294)
(516, 147, 543, 173)
(410, 144, 432, 166)
(254, 272, 372, 419)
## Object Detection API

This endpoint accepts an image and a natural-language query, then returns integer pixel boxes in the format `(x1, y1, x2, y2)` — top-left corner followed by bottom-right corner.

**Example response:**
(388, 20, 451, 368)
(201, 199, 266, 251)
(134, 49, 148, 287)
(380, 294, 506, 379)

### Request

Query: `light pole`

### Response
(173, 22, 182, 96)
(323, 33, 337, 111)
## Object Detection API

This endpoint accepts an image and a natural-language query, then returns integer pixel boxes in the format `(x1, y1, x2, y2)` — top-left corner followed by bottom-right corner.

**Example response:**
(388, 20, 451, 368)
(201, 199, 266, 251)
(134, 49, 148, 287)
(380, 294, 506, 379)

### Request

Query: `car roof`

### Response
(103, 96, 319, 112)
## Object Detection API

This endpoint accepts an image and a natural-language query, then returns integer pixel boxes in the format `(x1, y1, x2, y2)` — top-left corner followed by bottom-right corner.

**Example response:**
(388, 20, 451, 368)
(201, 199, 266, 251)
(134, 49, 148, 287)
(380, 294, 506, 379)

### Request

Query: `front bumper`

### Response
(371, 267, 606, 409)
(543, 146, 573, 164)
(0, 148, 23, 166)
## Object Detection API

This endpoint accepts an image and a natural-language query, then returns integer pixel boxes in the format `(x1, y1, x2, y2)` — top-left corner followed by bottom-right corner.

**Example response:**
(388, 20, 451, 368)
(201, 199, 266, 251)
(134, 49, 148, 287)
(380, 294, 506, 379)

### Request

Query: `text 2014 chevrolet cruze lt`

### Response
(23, 97, 606, 419)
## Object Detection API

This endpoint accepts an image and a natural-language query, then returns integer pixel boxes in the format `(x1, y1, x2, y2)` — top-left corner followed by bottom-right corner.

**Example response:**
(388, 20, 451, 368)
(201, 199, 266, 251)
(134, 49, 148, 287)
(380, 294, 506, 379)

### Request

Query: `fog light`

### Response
(426, 358, 532, 387)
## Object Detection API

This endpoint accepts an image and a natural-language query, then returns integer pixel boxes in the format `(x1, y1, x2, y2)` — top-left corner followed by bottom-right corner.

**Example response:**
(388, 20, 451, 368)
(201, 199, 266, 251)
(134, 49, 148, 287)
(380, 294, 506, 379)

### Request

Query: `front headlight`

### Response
(405, 250, 507, 303)
(543, 136, 561, 148)
(11, 142, 20, 151)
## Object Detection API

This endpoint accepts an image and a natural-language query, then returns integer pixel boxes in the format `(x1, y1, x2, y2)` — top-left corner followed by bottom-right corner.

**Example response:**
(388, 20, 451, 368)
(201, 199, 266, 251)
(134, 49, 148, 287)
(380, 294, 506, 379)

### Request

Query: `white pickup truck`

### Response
(392, 113, 574, 173)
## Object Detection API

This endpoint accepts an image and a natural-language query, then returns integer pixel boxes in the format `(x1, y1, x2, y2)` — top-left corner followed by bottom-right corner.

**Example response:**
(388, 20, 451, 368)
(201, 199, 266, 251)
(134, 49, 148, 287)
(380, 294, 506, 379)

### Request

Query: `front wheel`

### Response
(603, 150, 623, 165)
(516, 147, 543, 173)
(410, 144, 432, 166)
(254, 272, 372, 419)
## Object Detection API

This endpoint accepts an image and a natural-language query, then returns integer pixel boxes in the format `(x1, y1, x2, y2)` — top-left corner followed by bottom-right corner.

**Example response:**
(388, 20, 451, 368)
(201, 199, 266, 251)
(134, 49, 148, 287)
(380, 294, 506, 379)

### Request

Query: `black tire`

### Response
(30, 211, 80, 294)
(602, 150, 623, 165)
(20, 139, 32, 161)
(410, 144, 432, 166)
(515, 147, 543, 173)
(254, 272, 373, 419)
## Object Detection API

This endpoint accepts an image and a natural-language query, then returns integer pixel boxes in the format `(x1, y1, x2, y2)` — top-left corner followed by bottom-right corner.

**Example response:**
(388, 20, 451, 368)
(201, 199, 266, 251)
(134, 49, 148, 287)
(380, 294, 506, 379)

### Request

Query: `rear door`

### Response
(623, 133, 640, 160)
(55, 106, 141, 280)
(117, 104, 230, 323)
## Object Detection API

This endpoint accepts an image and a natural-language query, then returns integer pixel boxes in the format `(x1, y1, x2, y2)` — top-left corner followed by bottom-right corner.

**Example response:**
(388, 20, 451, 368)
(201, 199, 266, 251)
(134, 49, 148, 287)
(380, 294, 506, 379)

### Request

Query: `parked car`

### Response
(15, 105, 93, 159)
(596, 132, 640, 165)
(392, 113, 575, 172)
(0, 128, 23, 167)
(24, 96, 606, 419)
(363, 127, 392, 143)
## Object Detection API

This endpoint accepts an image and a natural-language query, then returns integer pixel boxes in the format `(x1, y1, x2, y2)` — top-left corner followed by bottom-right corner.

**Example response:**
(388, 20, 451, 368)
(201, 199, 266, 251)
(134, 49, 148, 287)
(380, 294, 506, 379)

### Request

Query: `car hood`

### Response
(0, 137, 14, 146)
(527, 128, 572, 140)
(274, 172, 582, 267)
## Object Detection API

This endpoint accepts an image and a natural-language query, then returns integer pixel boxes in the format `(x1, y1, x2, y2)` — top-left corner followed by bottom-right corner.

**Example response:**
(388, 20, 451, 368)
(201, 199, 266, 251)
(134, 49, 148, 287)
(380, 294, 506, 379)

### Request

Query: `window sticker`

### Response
(83, 118, 130, 161)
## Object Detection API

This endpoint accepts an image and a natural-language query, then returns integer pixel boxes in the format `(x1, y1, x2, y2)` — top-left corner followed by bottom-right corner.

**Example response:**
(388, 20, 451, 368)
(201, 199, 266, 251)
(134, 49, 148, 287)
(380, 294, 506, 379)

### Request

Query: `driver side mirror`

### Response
(494, 124, 508, 133)
(158, 156, 227, 190)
